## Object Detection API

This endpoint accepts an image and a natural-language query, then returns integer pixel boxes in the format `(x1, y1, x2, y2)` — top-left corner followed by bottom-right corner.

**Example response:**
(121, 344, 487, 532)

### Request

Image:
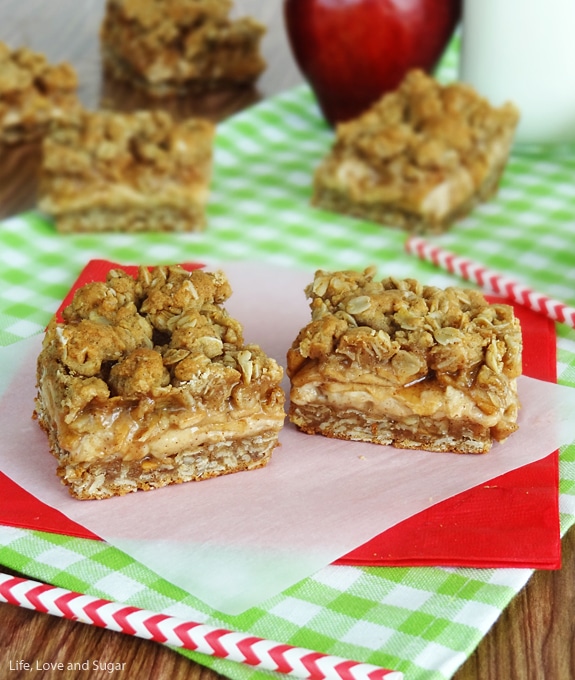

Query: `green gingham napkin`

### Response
(2, 45, 575, 680)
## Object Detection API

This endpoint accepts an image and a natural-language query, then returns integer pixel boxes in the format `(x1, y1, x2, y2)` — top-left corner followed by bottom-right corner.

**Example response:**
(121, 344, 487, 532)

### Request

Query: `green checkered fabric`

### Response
(1, 41, 575, 680)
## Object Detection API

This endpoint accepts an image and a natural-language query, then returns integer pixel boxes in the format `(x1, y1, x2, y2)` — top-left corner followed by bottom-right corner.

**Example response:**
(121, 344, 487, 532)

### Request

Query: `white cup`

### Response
(459, 0, 575, 144)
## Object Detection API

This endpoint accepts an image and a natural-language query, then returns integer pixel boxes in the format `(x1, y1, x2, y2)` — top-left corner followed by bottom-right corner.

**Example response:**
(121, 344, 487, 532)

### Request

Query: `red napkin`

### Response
(0, 260, 560, 570)
(339, 287, 560, 569)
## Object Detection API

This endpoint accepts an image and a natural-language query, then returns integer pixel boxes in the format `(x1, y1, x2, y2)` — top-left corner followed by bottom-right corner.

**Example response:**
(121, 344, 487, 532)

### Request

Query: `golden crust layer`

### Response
(287, 267, 522, 454)
(0, 41, 78, 146)
(35, 265, 285, 499)
(38, 108, 214, 232)
(100, 0, 266, 96)
(313, 70, 520, 234)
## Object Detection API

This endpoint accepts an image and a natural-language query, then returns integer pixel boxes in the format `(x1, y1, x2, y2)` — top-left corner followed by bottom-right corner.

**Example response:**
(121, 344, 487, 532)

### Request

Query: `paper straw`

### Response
(406, 235, 575, 329)
(0, 572, 402, 680)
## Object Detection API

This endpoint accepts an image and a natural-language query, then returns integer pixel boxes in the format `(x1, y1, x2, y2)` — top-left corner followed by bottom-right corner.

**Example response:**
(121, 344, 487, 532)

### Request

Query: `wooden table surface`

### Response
(0, 2, 574, 678)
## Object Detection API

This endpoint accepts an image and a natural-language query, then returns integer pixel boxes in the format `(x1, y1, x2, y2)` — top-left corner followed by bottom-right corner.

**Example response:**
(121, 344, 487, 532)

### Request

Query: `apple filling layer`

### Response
(38, 109, 214, 233)
(287, 268, 522, 454)
(100, 0, 266, 96)
(312, 70, 520, 234)
(35, 265, 285, 499)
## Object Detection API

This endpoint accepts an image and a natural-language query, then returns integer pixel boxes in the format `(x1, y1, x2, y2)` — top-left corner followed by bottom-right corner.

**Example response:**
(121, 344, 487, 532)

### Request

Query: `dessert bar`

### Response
(38, 108, 214, 232)
(100, 0, 266, 96)
(312, 70, 520, 234)
(0, 41, 78, 146)
(287, 267, 522, 454)
(35, 265, 285, 499)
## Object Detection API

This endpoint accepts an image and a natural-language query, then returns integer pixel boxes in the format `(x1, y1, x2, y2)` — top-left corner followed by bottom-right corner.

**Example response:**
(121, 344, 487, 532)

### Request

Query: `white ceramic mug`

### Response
(459, 0, 575, 144)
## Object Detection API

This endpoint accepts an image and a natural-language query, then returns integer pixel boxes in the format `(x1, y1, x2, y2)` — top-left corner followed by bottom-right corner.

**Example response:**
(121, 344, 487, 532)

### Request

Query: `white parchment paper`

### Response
(1, 263, 574, 615)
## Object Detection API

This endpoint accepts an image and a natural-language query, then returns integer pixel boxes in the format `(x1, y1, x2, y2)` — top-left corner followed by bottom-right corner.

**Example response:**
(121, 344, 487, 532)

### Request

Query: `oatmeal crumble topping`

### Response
(0, 41, 78, 145)
(100, 0, 266, 96)
(313, 70, 520, 233)
(35, 266, 285, 499)
(287, 267, 522, 453)
(38, 108, 214, 232)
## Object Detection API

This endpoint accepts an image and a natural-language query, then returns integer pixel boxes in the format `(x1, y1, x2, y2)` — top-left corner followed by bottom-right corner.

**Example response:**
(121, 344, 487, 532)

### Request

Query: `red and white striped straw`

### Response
(406, 235, 575, 329)
(0, 572, 402, 680)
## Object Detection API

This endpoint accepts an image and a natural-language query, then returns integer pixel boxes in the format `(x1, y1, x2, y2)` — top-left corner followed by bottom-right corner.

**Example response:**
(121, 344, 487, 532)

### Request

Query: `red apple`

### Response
(284, 0, 462, 125)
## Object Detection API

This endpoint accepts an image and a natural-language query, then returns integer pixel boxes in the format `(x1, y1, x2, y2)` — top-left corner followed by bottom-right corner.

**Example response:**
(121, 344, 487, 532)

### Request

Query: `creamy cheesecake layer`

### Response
(290, 374, 518, 430)
(37, 372, 284, 464)
(39, 182, 211, 215)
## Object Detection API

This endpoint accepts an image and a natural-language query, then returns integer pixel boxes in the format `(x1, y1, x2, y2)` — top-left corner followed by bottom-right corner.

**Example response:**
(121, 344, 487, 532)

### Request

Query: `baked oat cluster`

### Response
(0, 41, 78, 146)
(313, 70, 520, 234)
(287, 267, 522, 454)
(34, 265, 285, 499)
(100, 0, 266, 96)
(38, 108, 214, 233)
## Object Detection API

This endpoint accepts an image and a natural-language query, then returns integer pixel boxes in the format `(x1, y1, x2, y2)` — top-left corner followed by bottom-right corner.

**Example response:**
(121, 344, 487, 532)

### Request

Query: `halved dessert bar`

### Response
(312, 70, 520, 234)
(100, 0, 266, 97)
(287, 267, 522, 454)
(34, 265, 285, 499)
(38, 108, 214, 232)
(0, 41, 78, 146)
